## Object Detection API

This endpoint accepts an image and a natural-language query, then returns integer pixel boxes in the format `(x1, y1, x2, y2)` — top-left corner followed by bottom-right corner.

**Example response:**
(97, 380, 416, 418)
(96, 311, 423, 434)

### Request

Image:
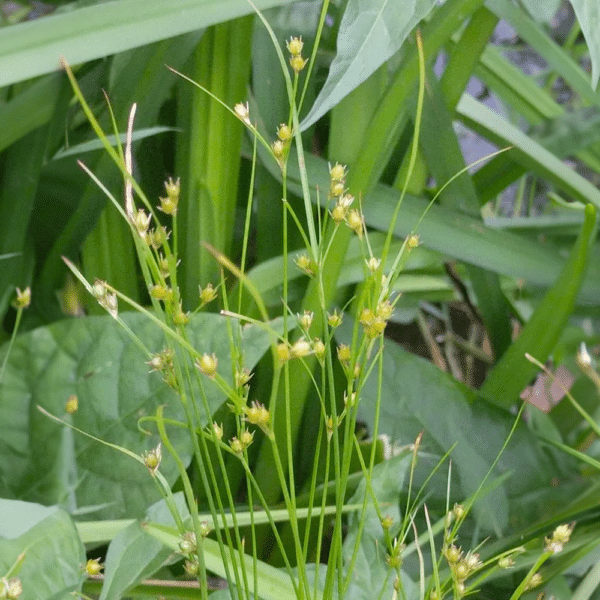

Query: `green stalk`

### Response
(253, 0, 485, 508)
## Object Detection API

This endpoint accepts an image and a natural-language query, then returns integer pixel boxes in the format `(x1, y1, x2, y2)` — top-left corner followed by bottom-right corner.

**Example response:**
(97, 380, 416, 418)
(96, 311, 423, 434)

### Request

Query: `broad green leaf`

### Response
(457, 94, 600, 209)
(481, 204, 597, 408)
(0, 500, 85, 600)
(0, 312, 277, 519)
(0, 0, 298, 88)
(339, 323, 568, 533)
(99, 492, 190, 600)
(300, 0, 439, 130)
(569, 0, 600, 90)
(265, 148, 600, 304)
(144, 522, 310, 600)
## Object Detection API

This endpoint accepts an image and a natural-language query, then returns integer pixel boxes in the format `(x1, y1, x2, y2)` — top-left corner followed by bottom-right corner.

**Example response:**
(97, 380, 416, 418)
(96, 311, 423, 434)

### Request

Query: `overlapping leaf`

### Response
(300, 0, 439, 130)
(0, 312, 277, 519)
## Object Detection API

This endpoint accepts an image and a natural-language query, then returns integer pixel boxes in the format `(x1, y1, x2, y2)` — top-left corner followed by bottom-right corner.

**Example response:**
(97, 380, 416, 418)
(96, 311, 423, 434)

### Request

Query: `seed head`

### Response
(184, 559, 199, 576)
(286, 36, 304, 56)
(150, 284, 170, 300)
(344, 391, 357, 408)
(337, 343, 351, 363)
(545, 523, 574, 554)
(230, 436, 243, 454)
(331, 194, 353, 222)
(524, 572, 542, 590)
(330, 162, 346, 182)
(366, 257, 381, 273)
(85, 558, 103, 576)
(453, 503, 465, 520)
(276, 343, 291, 363)
(290, 55, 308, 73)
(313, 338, 326, 361)
(158, 254, 170, 278)
(159, 178, 180, 215)
(240, 429, 254, 447)
(346, 209, 364, 237)
(143, 443, 162, 475)
(234, 102, 251, 125)
(65, 394, 78, 415)
(199, 521, 211, 538)
(444, 544, 462, 564)
(330, 180, 345, 198)
(277, 123, 292, 141)
(298, 310, 314, 331)
(105, 292, 118, 316)
(2, 577, 23, 600)
(148, 226, 169, 249)
(133, 208, 152, 237)
(179, 531, 197, 555)
(245, 401, 270, 431)
(235, 367, 252, 388)
(294, 253, 315, 276)
(196, 353, 218, 377)
(291, 337, 312, 358)
(172, 304, 189, 326)
(406, 234, 420, 249)
(199, 283, 218, 306)
(327, 309, 343, 328)
(272, 139, 285, 159)
(13, 287, 31, 309)
(210, 422, 223, 441)
(498, 555, 515, 569)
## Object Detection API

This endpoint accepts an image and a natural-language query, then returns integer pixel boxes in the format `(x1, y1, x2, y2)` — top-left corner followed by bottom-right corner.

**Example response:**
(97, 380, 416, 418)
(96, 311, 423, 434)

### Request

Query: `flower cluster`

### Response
(147, 347, 177, 388)
(443, 544, 482, 595)
(92, 279, 118, 318)
(244, 401, 272, 438)
(143, 443, 162, 476)
(545, 523, 574, 554)
(276, 336, 324, 364)
(359, 299, 394, 339)
(0, 577, 22, 600)
(272, 123, 293, 167)
(287, 36, 307, 74)
(328, 163, 364, 237)
(13, 287, 31, 309)
(230, 429, 254, 454)
(158, 177, 180, 215)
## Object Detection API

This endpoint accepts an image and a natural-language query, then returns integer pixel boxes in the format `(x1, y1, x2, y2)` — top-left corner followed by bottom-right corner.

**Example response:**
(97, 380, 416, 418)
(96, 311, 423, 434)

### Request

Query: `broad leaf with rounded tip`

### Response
(0, 312, 278, 519)
(336, 321, 570, 534)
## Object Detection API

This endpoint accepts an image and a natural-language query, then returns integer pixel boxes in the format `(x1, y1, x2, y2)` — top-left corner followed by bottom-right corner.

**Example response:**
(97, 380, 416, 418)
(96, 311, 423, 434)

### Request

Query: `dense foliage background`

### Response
(2, 0, 600, 598)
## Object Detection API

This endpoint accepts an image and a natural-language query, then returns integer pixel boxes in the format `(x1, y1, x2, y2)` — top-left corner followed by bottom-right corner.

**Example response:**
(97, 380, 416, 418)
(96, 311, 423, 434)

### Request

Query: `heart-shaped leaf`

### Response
(0, 312, 277, 519)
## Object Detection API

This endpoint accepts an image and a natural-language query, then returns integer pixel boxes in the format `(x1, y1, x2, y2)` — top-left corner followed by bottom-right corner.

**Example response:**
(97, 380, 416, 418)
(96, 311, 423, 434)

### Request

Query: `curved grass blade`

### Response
(481, 203, 597, 407)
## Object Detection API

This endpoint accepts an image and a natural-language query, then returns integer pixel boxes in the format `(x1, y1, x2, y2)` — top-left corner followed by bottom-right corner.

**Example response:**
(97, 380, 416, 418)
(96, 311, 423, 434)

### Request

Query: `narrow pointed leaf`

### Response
(481, 204, 597, 407)
(0, 0, 297, 88)
(569, 0, 600, 89)
(300, 0, 438, 130)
